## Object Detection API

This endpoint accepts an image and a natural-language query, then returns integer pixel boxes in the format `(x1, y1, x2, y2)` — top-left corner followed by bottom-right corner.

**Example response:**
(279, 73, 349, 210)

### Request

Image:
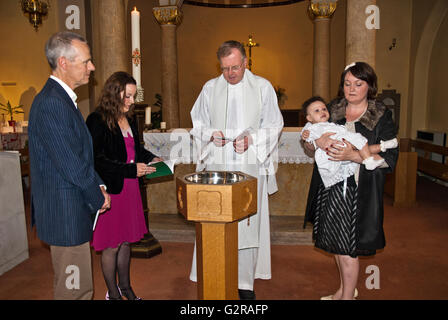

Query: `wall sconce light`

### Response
(389, 38, 397, 51)
(21, 0, 50, 31)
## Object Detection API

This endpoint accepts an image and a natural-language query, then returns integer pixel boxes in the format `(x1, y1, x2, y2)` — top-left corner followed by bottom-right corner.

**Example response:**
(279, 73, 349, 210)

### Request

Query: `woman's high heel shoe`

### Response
(320, 288, 358, 300)
(119, 287, 142, 300)
(105, 291, 123, 300)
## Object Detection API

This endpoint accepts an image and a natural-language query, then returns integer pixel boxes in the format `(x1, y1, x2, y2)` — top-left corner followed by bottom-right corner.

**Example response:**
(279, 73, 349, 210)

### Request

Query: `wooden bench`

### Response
(385, 138, 448, 207)
(405, 138, 448, 181)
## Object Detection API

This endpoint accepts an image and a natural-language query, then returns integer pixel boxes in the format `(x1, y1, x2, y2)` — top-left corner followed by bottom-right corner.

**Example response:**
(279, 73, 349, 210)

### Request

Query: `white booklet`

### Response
(92, 210, 100, 231)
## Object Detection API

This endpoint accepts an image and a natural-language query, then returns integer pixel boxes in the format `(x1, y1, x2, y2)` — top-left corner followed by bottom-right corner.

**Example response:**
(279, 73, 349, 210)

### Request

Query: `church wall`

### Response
(427, 14, 448, 137)
(128, 0, 347, 128)
(376, 0, 413, 138)
(1, 1, 446, 142)
(178, 2, 315, 128)
(361, 0, 447, 142)
(406, 0, 448, 140)
(406, 0, 438, 138)
(0, 0, 346, 127)
(0, 1, 60, 122)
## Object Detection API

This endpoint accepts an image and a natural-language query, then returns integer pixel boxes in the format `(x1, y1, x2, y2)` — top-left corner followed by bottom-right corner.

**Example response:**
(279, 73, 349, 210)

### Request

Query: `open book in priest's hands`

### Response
(145, 159, 177, 179)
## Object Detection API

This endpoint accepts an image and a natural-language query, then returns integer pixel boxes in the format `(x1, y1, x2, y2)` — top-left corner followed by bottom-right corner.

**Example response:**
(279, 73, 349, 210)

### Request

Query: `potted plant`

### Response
(0, 100, 24, 129)
(274, 86, 287, 107)
(151, 93, 163, 129)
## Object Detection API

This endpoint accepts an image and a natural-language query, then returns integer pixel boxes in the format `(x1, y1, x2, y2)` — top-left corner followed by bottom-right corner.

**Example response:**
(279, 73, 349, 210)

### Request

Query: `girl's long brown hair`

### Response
(96, 71, 137, 130)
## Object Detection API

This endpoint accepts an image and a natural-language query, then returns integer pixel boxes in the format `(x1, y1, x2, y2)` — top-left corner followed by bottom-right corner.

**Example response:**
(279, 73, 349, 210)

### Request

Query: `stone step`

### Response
(148, 213, 313, 245)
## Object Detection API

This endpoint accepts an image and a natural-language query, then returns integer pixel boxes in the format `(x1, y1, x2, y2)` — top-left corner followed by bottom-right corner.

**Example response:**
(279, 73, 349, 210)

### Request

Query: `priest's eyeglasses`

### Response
(221, 62, 244, 73)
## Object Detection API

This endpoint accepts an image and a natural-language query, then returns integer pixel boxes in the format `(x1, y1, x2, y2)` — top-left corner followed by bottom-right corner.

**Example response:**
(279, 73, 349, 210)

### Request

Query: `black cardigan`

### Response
(86, 111, 157, 194)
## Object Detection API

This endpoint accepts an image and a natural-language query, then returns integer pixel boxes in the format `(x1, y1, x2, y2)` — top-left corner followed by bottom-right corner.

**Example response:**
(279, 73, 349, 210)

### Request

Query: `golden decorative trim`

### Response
(153, 6, 183, 25)
(308, 0, 337, 20)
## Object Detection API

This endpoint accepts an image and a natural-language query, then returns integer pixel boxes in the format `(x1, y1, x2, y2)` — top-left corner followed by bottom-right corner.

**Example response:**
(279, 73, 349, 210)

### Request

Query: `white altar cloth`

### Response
(143, 128, 313, 164)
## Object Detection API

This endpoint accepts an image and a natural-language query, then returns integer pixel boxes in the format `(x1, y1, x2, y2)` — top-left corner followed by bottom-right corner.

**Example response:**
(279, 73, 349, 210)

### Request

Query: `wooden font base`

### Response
(196, 221, 238, 300)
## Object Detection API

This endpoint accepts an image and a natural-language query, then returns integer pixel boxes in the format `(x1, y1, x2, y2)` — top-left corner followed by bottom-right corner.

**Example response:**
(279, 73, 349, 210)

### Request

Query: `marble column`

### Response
(97, 0, 128, 86)
(308, 0, 337, 102)
(153, 5, 183, 129)
(346, 0, 376, 68)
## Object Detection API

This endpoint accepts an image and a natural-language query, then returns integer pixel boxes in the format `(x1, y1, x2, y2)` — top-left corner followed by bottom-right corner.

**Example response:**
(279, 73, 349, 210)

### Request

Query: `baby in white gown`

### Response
(301, 97, 398, 188)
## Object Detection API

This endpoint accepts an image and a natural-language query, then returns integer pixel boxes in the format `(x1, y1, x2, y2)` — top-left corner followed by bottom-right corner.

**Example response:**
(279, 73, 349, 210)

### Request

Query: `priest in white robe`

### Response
(189, 40, 284, 299)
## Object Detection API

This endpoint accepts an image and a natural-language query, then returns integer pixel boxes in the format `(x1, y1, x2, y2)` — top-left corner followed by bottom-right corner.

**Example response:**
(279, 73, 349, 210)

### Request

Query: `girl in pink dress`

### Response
(86, 72, 162, 300)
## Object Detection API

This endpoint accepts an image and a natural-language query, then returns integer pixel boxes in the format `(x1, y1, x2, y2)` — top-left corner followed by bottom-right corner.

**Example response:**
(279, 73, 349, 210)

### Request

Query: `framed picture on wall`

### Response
(377, 89, 400, 130)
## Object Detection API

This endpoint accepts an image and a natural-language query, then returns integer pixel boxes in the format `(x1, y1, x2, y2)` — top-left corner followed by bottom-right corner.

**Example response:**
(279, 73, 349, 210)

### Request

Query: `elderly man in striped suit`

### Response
(29, 31, 110, 300)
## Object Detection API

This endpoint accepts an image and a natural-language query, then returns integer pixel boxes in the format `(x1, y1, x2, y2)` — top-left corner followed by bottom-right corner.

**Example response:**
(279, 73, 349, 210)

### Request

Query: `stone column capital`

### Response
(308, 0, 338, 20)
(153, 6, 183, 26)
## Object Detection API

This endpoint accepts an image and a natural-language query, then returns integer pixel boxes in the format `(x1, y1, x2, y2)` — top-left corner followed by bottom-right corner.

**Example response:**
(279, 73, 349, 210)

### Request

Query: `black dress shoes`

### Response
(238, 289, 256, 300)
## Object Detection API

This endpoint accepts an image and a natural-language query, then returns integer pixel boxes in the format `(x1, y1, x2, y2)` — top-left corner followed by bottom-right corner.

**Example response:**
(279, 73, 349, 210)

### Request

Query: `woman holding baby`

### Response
(303, 62, 399, 300)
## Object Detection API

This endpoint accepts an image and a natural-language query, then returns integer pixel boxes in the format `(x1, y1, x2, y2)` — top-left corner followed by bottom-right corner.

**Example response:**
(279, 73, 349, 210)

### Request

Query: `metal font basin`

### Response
(184, 171, 247, 185)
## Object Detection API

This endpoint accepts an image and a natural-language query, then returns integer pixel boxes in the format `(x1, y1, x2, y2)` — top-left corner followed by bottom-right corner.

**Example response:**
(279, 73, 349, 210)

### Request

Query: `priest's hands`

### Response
(211, 131, 230, 147)
(233, 133, 252, 154)
(210, 130, 252, 153)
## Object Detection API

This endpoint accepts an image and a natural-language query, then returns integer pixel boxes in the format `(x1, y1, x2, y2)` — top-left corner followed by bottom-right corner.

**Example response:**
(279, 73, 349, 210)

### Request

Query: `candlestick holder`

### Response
(144, 123, 153, 132)
(136, 86, 144, 103)
(160, 122, 167, 133)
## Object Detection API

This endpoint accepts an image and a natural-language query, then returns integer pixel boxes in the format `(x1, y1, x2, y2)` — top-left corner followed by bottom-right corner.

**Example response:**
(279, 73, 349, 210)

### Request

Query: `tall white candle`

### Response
(145, 106, 151, 125)
(131, 7, 141, 88)
(160, 122, 166, 129)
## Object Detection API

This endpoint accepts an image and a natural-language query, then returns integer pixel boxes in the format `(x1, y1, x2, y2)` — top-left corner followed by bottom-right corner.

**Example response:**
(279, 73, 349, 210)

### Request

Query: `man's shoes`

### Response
(238, 289, 256, 300)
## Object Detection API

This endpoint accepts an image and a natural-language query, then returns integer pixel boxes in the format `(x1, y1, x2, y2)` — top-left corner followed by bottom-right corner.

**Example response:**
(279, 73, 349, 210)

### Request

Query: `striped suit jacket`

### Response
(28, 78, 105, 246)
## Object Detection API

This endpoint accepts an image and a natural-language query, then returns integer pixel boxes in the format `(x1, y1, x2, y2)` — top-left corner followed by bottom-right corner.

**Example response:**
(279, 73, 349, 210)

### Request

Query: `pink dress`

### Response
(91, 132, 148, 251)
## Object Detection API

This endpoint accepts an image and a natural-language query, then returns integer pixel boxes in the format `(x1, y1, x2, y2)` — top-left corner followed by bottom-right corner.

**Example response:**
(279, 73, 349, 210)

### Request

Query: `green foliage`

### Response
(151, 93, 163, 129)
(274, 86, 287, 107)
(0, 100, 24, 121)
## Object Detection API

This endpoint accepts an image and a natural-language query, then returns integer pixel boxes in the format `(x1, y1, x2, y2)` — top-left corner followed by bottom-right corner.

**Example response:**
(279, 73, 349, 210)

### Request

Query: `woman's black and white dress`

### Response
(311, 119, 374, 258)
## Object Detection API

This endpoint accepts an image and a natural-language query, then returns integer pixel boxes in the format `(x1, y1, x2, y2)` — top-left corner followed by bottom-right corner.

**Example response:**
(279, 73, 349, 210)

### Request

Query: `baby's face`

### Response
(306, 101, 330, 123)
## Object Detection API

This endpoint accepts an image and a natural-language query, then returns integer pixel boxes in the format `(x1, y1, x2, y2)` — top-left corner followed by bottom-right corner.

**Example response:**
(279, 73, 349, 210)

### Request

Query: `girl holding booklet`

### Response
(86, 71, 162, 300)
